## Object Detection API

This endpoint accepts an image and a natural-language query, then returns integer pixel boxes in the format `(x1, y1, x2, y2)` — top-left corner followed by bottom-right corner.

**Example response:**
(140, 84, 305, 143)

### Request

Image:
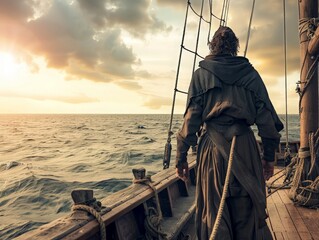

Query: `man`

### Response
(175, 26, 283, 239)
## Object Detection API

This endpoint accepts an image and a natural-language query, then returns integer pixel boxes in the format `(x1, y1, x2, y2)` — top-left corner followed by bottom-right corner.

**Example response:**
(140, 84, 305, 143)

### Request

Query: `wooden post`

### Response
(299, 0, 318, 150)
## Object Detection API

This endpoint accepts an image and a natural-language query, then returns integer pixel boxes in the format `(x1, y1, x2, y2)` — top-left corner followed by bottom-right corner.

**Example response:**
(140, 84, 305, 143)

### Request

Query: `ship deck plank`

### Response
(267, 186, 319, 240)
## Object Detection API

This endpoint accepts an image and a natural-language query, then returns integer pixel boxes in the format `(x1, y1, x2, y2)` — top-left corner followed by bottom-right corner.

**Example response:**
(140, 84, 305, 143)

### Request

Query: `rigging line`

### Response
(283, 0, 289, 148)
(243, 0, 256, 57)
(220, 0, 227, 26)
(207, 0, 213, 44)
(189, 3, 211, 24)
(182, 45, 205, 59)
(205, 0, 225, 22)
(224, 0, 231, 26)
(166, 2, 190, 139)
(191, 0, 206, 75)
(175, 89, 188, 95)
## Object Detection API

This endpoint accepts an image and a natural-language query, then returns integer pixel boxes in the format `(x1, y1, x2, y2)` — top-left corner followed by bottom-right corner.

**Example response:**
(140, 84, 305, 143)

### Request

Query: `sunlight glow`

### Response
(0, 52, 20, 77)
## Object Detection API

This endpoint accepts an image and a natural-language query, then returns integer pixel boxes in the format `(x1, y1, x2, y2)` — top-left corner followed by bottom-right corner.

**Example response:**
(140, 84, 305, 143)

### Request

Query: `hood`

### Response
(199, 55, 254, 85)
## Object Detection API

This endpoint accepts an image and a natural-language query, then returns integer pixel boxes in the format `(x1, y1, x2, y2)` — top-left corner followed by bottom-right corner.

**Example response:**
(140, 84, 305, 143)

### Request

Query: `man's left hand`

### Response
(176, 162, 189, 182)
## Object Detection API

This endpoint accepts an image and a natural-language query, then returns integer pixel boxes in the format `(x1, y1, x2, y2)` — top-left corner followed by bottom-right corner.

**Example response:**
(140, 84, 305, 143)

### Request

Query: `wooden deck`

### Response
(267, 188, 319, 240)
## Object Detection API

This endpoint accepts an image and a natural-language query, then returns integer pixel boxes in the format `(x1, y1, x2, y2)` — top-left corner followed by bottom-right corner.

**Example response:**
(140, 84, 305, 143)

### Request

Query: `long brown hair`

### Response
(208, 26, 239, 56)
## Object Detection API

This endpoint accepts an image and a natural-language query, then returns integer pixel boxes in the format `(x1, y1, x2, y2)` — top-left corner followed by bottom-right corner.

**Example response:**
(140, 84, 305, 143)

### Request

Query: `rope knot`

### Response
(71, 189, 107, 240)
(132, 168, 167, 239)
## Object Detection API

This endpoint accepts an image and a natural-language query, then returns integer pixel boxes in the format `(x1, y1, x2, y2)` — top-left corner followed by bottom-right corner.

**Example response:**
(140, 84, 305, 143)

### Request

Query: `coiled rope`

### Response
(72, 204, 106, 240)
(209, 135, 237, 240)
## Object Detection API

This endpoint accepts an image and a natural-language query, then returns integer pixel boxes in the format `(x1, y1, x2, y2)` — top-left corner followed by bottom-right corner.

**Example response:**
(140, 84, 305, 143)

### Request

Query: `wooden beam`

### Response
(299, 0, 318, 149)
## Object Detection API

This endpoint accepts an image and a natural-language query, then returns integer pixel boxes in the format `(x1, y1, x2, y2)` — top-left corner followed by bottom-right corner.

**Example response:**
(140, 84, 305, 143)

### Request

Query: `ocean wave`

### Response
(0, 161, 23, 171)
(0, 221, 45, 240)
(0, 114, 300, 238)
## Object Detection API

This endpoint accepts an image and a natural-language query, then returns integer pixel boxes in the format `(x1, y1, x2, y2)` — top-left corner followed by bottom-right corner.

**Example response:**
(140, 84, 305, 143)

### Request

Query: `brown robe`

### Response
(176, 55, 283, 240)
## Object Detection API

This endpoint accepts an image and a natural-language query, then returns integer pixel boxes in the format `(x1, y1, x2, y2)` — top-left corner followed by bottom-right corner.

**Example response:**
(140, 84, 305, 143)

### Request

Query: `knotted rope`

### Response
(72, 202, 106, 240)
(295, 177, 319, 207)
(133, 176, 167, 239)
(289, 129, 319, 208)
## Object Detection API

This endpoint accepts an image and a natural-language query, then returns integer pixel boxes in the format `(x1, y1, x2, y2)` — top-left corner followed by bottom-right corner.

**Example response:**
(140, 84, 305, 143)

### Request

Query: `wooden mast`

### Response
(299, 0, 318, 150)
(289, 0, 319, 203)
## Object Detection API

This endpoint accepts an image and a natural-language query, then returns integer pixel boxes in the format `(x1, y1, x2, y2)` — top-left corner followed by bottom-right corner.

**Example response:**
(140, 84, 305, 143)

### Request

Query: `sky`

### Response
(0, 0, 301, 114)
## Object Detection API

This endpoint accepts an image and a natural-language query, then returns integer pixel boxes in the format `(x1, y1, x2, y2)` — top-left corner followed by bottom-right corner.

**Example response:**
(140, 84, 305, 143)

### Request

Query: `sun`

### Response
(0, 52, 20, 77)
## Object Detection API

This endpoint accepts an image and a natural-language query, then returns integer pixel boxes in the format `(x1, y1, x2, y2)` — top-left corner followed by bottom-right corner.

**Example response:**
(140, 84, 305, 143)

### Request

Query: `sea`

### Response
(0, 114, 299, 239)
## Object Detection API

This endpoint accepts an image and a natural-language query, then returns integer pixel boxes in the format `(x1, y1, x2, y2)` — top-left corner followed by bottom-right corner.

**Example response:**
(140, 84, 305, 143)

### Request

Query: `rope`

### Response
(267, 181, 292, 198)
(72, 204, 106, 240)
(209, 135, 237, 240)
(134, 178, 163, 221)
(224, 0, 231, 26)
(220, 0, 230, 26)
(243, 0, 256, 57)
(283, 0, 289, 150)
(191, 0, 205, 74)
(289, 154, 305, 200)
(164, 0, 214, 169)
(295, 177, 319, 207)
(133, 178, 167, 239)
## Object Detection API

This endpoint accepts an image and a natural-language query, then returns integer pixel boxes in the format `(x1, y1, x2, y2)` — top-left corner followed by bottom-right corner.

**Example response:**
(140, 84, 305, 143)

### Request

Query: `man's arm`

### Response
(176, 97, 203, 180)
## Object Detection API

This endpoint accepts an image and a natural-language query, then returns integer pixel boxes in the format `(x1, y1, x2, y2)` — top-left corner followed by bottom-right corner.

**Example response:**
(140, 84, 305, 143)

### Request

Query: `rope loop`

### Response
(133, 175, 167, 239)
(72, 204, 106, 240)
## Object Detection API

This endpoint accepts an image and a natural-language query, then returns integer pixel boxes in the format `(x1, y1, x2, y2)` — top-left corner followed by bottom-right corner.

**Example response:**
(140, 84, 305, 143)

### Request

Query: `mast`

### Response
(289, 0, 319, 204)
(299, 0, 318, 150)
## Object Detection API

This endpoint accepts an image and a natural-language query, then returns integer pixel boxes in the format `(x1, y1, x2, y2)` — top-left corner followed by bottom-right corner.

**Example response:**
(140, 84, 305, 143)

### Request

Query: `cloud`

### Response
(77, 0, 172, 38)
(143, 95, 185, 110)
(157, 0, 200, 10)
(117, 81, 142, 90)
(0, 90, 99, 104)
(229, 0, 299, 79)
(0, 0, 171, 87)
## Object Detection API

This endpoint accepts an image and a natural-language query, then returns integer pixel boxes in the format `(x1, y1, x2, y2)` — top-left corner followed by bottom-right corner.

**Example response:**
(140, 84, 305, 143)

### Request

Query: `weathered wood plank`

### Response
(267, 187, 319, 240)
(115, 211, 141, 240)
(266, 217, 275, 240)
(277, 189, 312, 239)
(158, 188, 173, 217)
(267, 201, 286, 233)
(273, 232, 285, 240)
(17, 159, 197, 240)
(296, 206, 319, 240)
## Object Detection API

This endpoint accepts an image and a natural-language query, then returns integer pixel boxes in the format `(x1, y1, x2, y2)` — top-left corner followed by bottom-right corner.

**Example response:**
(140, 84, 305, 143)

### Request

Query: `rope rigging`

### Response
(243, 0, 256, 57)
(163, 0, 215, 169)
(283, 0, 289, 151)
(164, 0, 256, 169)
(163, 0, 319, 238)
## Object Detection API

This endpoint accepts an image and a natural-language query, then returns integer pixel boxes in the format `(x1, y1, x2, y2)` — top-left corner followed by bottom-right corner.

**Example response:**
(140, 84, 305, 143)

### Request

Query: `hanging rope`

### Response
(133, 176, 167, 239)
(209, 136, 237, 240)
(224, 0, 231, 26)
(191, 0, 205, 74)
(282, 0, 290, 152)
(163, 1, 190, 169)
(243, 0, 256, 57)
(163, 0, 215, 169)
(220, 0, 231, 26)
